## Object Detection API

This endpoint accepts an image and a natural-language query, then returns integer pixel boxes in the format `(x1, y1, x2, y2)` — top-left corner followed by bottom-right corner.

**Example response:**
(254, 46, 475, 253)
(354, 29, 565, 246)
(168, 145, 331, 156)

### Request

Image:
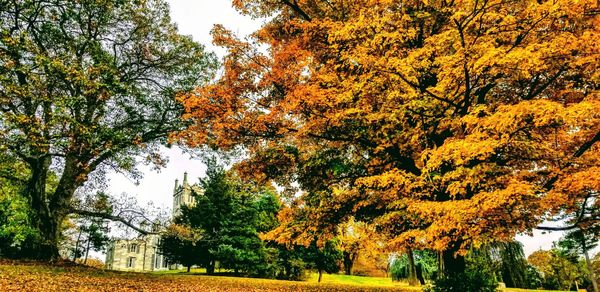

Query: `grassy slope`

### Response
(0, 261, 414, 291)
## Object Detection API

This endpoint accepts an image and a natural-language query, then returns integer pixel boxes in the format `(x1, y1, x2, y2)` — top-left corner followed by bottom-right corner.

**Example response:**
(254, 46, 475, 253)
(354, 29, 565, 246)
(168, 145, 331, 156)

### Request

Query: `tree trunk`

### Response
(343, 251, 355, 275)
(318, 269, 323, 283)
(437, 251, 445, 279)
(187, 264, 191, 273)
(207, 260, 215, 275)
(27, 155, 84, 261)
(407, 247, 419, 286)
(26, 157, 59, 260)
(582, 238, 599, 292)
(84, 235, 91, 264)
(73, 227, 83, 261)
(442, 248, 466, 276)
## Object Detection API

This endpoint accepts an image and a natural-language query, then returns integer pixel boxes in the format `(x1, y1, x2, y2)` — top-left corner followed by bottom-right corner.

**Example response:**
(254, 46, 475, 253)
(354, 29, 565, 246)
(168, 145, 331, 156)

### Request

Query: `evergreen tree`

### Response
(172, 159, 281, 276)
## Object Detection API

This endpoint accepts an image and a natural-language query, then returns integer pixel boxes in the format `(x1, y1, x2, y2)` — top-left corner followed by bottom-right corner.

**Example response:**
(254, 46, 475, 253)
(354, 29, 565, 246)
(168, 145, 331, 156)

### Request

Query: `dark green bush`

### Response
(428, 269, 498, 292)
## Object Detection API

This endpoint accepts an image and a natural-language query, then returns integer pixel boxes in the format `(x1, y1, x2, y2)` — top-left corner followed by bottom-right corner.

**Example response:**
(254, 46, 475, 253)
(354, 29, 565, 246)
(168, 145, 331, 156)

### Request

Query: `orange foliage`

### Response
(179, 0, 600, 255)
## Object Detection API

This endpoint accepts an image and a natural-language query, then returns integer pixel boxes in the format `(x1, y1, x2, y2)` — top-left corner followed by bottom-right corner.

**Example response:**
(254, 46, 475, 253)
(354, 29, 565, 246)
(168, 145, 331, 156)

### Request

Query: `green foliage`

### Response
(0, 156, 40, 258)
(166, 159, 282, 277)
(558, 229, 597, 260)
(269, 245, 308, 281)
(429, 269, 498, 292)
(427, 244, 507, 292)
(158, 227, 202, 271)
(497, 242, 528, 288)
(299, 239, 343, 277)
(0, 0, 217, 258)
(523, 265, 544, 289)
(528, 248, 588, 290)
(80, 220, 110, 257)
(0, 181, 40, 258)
(391, 250, 438, 282)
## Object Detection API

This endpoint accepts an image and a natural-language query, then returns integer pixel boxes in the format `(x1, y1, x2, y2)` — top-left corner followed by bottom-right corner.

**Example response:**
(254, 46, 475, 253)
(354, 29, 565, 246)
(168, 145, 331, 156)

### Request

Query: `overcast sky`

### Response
(104, 0, 564, 258)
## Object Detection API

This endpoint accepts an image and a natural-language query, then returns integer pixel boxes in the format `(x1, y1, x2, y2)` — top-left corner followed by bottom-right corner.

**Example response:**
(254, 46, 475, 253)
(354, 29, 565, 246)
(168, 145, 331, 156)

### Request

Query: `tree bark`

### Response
(73, 227, 83, 261)
(582, 237, 599, 292)
(27, 155, 88, 260)
(26, 157, 59, 260)
(343, 251, 355, 275)
(318, 269, 323, 283)
(442, 248, 466, 276)
(187, 264, 191, 273)
(84, 234, 91, 264)
(407, 247, 419, 286)
(437, 251, 444, 279)
(207, 260, 215, 275)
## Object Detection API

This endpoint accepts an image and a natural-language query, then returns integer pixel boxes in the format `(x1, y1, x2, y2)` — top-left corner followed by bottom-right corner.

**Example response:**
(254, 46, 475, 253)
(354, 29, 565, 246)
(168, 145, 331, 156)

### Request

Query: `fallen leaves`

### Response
(0, 261, 410, 291)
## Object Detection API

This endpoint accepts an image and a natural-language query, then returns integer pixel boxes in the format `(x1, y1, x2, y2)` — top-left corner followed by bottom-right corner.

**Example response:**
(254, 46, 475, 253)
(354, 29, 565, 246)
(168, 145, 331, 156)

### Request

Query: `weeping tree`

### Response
(391, 250, 438, 284)
(0, 0, 217, 259)
(497, 242, 528, 288)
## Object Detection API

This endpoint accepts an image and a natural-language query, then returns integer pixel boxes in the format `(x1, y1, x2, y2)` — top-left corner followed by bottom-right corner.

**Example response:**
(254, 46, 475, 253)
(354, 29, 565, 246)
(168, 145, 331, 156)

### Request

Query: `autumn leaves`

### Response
(177, 0, 600, 270)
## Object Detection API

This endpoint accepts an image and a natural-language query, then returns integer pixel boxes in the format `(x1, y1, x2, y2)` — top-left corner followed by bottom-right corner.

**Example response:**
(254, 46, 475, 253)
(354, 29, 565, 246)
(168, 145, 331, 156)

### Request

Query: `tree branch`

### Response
(69, 208, 158, 235)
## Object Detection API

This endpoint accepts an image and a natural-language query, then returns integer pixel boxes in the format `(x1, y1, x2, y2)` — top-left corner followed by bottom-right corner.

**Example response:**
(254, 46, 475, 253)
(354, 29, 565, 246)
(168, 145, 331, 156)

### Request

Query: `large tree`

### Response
(0, 0, 217, 259)
(179, 0, 599, 275)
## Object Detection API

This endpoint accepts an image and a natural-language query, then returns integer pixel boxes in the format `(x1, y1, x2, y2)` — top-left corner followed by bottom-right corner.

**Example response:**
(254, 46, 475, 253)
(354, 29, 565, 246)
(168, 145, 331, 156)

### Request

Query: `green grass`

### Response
(152, 267, 208, 274)
(307, 272, 420, 289)
(502, 289, 578, 292)
(153, 269, 575, 292)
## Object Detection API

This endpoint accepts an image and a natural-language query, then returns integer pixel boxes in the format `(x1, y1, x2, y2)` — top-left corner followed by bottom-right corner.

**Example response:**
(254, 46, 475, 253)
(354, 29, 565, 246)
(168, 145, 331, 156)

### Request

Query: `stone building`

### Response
(105, 172, 200, 272)
(104, 235, 167, 272)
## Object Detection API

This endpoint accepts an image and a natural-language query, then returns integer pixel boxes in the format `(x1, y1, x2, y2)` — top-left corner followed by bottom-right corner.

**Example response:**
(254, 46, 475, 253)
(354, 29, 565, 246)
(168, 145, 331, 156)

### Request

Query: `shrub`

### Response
(428, 269, 498, 292)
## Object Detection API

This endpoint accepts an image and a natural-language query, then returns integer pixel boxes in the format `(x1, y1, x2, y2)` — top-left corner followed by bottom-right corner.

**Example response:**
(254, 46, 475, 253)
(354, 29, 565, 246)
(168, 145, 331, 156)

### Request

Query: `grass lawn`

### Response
(307, 273, 419, 290)
(502, 289, 581, 292)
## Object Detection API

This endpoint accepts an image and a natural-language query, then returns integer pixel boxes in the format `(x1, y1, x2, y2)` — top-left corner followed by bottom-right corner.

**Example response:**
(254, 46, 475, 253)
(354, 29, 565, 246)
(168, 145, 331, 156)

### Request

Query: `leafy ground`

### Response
(0, 261, 569, 291)
(0, 261, 415, 291)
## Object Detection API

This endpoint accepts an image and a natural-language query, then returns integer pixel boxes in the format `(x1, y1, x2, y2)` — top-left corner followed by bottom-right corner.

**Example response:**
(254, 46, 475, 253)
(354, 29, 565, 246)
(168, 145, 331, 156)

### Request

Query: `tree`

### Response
(178, 160, 281, 276)
(71, 218, 109, 264)
(179, 0, 600, 277)
(592, 253, 600, 285)
(557, 231, 599, 292)
(299, 239, 342, 283)
(269, 244, 308, 280)
(337, 218, 368, 276)
(391, 250, 438, 284)
(497, 242, 528, 289)
(528, 249, 587, 290)
(0, 0, 217, 259)
(159, 224, 203, 272)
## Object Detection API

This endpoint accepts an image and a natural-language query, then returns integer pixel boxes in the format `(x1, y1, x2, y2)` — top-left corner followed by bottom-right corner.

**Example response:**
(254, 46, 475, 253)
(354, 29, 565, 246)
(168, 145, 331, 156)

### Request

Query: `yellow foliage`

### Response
(179, 0, 600, 255)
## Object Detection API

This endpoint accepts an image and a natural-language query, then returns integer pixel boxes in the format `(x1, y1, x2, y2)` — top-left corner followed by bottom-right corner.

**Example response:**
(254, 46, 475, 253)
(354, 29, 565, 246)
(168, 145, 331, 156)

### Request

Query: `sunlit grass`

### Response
(306, 272, 421, 290)
(502, 288, 576, 292)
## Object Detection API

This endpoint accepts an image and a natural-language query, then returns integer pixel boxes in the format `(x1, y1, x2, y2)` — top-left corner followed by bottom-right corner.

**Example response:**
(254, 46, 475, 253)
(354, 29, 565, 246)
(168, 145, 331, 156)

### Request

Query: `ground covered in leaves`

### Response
(0, 260, 414, 291)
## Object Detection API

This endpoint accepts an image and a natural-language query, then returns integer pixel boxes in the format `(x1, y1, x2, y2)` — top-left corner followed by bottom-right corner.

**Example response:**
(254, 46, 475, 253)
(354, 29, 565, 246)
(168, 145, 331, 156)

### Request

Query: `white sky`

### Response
(103, 0, 564, 258)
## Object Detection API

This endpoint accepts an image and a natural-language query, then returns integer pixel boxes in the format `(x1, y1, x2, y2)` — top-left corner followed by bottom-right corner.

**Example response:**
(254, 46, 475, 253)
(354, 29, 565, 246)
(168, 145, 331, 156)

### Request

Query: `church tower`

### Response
(172, 172, 198, 218)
